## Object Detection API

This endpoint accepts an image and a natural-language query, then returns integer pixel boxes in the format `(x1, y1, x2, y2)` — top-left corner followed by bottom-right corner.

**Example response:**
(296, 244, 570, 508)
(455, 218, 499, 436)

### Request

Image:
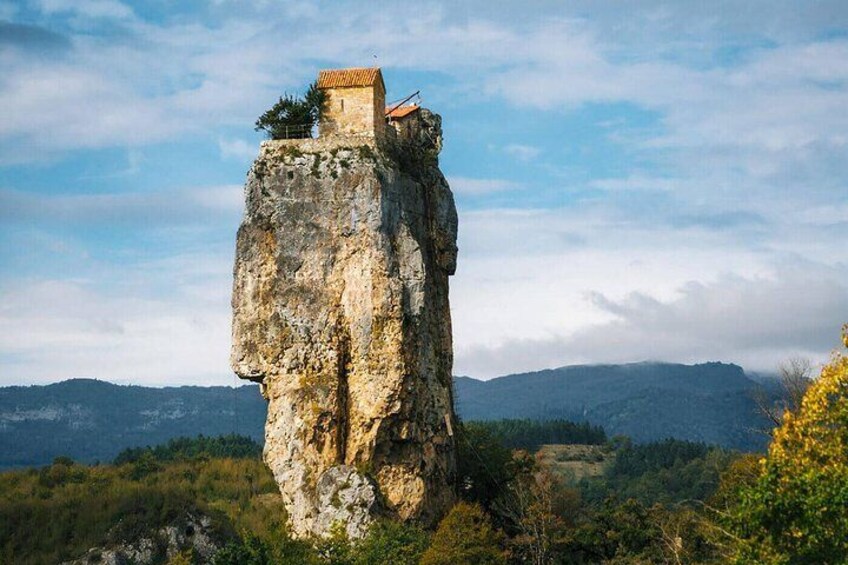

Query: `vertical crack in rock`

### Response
(336, 331, 350, 466)
(230, 107, 458, 539)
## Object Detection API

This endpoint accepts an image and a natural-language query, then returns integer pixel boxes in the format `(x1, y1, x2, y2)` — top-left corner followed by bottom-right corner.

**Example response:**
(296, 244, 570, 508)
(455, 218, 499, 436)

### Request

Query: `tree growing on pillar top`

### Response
(255, 81, 325, 139)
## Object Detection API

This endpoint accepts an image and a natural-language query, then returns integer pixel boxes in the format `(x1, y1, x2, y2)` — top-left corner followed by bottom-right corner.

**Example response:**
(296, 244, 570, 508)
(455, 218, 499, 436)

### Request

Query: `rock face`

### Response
(64, 512, 225, 565)
(230, 109, 458, 538)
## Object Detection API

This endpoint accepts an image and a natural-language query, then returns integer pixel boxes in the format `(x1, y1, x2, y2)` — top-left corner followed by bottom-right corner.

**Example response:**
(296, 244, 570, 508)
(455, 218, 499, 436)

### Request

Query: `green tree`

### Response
(456, 422, 518, 510)
(352, 520, 430, 565)
(213, 533, 272, 565)
(725, 326, 848, 563)
(568, 498, 665, 563)
(255, 81, 325, 139)
(125, 450, 161, 480)
(420, 502, 507, 565)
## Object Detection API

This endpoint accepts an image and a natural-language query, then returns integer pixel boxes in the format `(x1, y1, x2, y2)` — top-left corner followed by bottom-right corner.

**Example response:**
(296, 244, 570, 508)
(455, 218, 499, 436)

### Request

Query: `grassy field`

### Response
(535, 444, 612, 483)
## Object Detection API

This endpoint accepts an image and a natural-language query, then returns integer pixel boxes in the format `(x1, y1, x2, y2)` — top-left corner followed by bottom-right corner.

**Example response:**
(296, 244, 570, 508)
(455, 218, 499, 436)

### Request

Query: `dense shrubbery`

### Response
(353, 519, 431, 565)
(0, 437, 277, 564)
(1, 429, 737, 564)
(211, 520, 432, 565)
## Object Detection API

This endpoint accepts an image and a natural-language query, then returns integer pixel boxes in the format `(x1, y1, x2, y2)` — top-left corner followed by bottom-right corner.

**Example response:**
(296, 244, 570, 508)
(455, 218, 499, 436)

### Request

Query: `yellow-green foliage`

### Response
(0, 454, 279, 565)
(727, 326, 848, 563)
(166, 550, 195, 565)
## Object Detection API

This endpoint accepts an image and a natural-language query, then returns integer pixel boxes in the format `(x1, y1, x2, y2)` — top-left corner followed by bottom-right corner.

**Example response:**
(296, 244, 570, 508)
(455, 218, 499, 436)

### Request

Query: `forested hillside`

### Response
(455, 362, 774, 451)
(0, 379, 265, 468)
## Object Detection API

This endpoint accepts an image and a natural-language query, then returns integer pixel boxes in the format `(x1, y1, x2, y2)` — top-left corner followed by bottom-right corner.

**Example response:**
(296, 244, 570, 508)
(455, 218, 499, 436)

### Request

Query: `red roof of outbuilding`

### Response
(317, 67, 384, 90)
(385, 104, 420, 118)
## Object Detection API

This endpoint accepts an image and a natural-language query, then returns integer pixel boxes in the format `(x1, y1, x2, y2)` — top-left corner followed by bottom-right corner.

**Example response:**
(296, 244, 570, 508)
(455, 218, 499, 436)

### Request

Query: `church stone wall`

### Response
(320, 84, 386, 138)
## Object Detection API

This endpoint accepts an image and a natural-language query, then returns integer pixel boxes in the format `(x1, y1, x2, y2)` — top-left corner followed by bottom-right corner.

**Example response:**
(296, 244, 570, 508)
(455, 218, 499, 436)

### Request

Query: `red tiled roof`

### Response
(317, 67, 384, 89)
(385, 104, 420, 118)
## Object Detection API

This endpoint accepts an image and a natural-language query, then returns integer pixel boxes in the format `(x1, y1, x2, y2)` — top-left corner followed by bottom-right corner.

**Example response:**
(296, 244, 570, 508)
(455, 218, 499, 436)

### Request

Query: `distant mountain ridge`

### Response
(0, 379, 265, 469)
(0, 362, 776, 468)
(455, 361, 773, 451)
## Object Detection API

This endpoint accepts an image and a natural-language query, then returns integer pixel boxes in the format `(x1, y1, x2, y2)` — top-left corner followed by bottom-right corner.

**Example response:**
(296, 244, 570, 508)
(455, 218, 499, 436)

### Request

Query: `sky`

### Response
(1, 0, 847, 386)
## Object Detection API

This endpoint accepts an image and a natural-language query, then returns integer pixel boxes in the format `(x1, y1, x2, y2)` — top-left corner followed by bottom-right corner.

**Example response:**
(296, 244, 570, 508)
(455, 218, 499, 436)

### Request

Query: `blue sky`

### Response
(1, 0, 847, 385)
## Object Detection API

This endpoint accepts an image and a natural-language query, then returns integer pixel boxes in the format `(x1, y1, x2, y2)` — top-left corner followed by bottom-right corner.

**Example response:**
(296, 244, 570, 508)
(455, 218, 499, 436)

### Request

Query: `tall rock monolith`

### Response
(230, 107, 458, 539)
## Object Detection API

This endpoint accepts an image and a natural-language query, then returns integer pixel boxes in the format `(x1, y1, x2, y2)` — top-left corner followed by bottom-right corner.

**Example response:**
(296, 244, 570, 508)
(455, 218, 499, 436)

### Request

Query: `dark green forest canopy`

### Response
(463, 418, 607, 449)
(580, 438, 737, 506)
(114, 433, 262, 464)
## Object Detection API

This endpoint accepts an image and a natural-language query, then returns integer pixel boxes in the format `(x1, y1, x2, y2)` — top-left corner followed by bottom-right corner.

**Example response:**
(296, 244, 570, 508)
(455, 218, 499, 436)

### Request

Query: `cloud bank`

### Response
(0, 0, 846, 383)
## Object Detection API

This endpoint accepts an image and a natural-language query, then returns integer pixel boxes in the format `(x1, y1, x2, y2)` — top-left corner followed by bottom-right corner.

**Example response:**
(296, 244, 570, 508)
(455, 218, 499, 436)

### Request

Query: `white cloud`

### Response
(192, 185, 244, 213)
(0, 185, 243, 227)
(0, 273, 233, 386)
(3, 1, 847, 179)
(450, 205, 847, 378)
(0, 61, 186, 162)
(448, 177, 519, 196)
(0, 182, 244, 386)
(454, 266, 847, 378)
